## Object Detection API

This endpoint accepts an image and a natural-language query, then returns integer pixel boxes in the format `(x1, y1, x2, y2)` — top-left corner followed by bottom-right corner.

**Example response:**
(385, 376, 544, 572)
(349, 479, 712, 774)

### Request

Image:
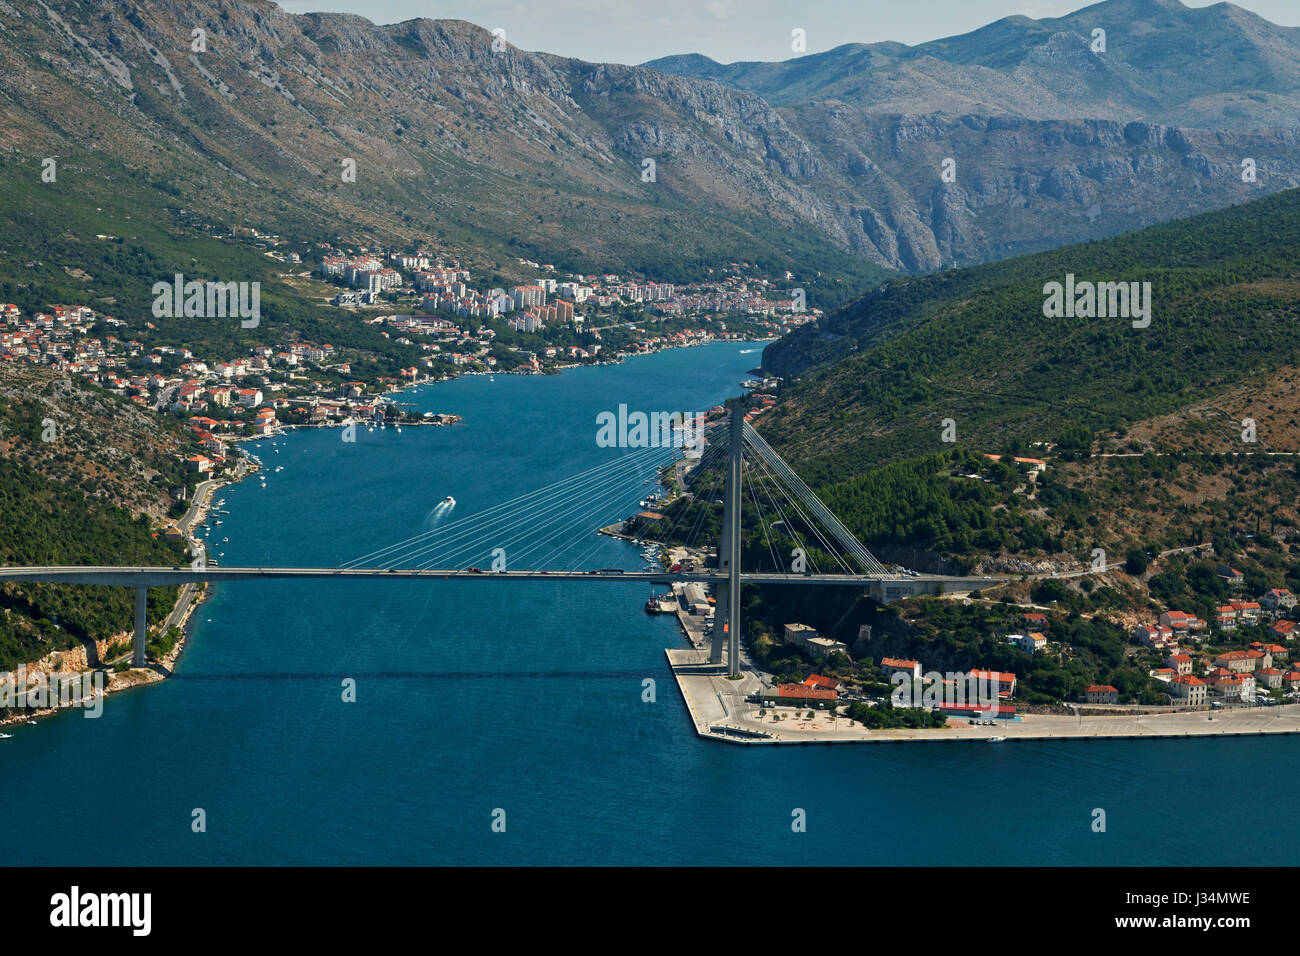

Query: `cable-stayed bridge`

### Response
(0, 407, 1007, 675)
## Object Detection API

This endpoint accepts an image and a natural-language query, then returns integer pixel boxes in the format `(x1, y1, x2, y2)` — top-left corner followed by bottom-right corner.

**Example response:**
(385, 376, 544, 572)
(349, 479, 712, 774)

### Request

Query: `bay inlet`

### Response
(1, 342, 1296, 866)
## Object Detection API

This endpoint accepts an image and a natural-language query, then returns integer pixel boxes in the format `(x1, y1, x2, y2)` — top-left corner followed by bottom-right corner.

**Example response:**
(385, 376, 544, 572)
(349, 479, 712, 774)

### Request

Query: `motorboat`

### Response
(442, 496, 455, 507)
(987, 736, 1006, 742)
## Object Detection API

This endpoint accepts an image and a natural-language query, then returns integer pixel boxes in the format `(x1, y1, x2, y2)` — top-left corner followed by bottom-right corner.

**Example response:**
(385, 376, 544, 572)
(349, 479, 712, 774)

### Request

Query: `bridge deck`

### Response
(0, 566, 1008, 588)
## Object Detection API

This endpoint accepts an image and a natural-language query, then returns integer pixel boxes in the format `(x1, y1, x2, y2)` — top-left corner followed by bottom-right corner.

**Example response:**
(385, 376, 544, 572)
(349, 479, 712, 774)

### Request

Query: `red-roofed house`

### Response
(1085, 685, 1119, 704)
(801, 674, 842, 693)
(1134, 624, 1178, 651)
(1209, 673, 1255, 701)
(1161, 610, 1206, 633)
(968, 669, 1016, 698)
(1166, 653, 1193, 676)
(1171, 674, 1207, 705)
(1218, 566, 1245, 587)
(880, 657, 921, 680)
(1260, 588, 1296, 612)
(1231, 601, 1262, 623)
(1214, 650, 1264, 674)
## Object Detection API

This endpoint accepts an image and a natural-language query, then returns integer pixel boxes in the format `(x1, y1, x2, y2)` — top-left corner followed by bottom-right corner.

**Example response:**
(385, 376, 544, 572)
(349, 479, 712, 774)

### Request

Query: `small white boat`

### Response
(442, 496, 456, 507)
(27, 720, 36, 725)
(0, 733, 12, 740)
(987, 736, 1006, 742)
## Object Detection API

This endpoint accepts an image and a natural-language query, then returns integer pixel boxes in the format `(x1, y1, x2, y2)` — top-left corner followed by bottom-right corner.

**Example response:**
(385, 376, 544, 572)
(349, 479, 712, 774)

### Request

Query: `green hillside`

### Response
(760, 187, 1300, 485)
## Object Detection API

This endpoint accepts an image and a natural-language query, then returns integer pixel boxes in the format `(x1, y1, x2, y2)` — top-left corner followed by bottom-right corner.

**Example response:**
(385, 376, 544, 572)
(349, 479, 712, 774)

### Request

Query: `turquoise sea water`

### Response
(3, 342, 1297, 865)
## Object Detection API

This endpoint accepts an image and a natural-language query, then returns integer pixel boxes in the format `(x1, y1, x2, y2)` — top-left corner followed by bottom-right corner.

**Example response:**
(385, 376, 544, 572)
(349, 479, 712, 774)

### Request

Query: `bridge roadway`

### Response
(0, 566, 1008, 589)
(0, 565, 1008, 669)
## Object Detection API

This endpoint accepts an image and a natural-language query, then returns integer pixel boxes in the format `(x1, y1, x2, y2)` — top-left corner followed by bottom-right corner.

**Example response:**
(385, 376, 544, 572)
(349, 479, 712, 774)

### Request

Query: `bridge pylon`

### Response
(706, 404, 745, 676)
(132, 586, 148, 668)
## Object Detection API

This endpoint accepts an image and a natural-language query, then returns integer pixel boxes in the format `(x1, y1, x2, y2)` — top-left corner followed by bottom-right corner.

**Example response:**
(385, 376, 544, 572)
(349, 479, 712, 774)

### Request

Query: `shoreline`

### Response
(0, 458, 255, 728)
(664, 647, 1300, 746)
(1, 338, 767, 730)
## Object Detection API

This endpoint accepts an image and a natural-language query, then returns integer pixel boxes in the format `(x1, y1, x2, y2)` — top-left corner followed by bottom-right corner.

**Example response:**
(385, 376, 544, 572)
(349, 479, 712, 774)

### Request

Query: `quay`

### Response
(665, 647, 1300, 747)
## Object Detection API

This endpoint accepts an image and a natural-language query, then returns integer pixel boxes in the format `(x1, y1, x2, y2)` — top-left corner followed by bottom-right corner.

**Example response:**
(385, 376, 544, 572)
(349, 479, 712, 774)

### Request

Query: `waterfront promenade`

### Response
(666, 647, 1300, 745)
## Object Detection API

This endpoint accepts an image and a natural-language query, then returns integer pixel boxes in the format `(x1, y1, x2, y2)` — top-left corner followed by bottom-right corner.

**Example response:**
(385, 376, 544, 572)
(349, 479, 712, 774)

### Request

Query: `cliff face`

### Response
(0, 0, 1295, 276)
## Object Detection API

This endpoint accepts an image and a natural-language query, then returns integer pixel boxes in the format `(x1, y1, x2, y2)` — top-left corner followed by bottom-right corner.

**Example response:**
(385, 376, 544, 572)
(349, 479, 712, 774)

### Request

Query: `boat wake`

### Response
(423, 496, 456, 530)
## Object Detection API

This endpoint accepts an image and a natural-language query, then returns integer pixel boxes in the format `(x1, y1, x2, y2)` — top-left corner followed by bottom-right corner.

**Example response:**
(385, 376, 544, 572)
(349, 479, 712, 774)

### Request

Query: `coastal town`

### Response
(640, 503, 1300, 743)
(0, 245, 813, 494)
(665, 598, 1300, 745)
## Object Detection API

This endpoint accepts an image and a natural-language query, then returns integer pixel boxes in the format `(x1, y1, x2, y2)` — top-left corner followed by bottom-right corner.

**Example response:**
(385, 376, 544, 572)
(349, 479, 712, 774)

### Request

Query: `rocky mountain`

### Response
(0, 0, 1294, 279)
(647, 0, 1300, 129)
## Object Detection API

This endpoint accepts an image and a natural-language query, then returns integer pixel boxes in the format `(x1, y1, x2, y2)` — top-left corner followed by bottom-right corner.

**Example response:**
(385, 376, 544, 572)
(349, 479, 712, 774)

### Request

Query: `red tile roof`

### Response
(771, 683, 836, 701)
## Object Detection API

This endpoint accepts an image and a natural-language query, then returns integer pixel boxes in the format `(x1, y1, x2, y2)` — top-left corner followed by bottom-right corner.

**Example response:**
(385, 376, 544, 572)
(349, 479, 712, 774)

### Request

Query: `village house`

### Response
(1170, 674, 1208, 705)
(1259, 588, 1296, 612)
(1213, 649, 1269, 674)
(1209, 673, 1254, 702)
(805, 637, 850, 662)
(801, 675, 842, 694)
(1166, 652, 1193, 676)
(1085, 685, 1119, 705)
(1160, 610, 1207, 633)
(968, 669, 1017, 698)
(1231, 601, 1262, 624)
(1257, 668, 1284, 690)
(1134, 624, 1178, 651)
(1217, 566, 1245, 588)
(783, 623, 818, 647)
(880, 657, 922, 681)
(1008, 632, 1047, 653)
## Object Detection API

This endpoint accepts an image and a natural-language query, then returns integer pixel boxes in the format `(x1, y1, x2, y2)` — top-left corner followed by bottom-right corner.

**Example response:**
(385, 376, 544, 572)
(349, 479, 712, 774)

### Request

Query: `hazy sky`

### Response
(272, 0, 1299, 64)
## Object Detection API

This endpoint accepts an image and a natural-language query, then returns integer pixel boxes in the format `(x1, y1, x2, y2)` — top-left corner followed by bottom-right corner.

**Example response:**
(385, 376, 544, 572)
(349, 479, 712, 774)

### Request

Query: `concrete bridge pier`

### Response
(132, 586, 148, 668)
